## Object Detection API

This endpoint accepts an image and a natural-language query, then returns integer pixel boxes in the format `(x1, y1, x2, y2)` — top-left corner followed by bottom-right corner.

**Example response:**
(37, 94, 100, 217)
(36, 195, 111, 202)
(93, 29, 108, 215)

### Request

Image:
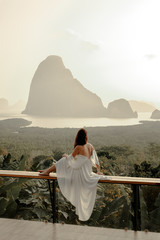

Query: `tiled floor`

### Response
(0, 218, 159, 240)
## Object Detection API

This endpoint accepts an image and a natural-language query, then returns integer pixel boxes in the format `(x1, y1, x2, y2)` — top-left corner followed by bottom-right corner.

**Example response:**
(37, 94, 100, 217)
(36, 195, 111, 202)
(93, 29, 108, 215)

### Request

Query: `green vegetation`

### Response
(0, 118, 160, 231)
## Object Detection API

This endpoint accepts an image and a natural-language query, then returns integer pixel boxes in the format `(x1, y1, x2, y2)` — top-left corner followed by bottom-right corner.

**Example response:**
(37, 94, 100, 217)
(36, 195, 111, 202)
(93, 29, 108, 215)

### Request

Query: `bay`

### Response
(0, 112, 158, 128)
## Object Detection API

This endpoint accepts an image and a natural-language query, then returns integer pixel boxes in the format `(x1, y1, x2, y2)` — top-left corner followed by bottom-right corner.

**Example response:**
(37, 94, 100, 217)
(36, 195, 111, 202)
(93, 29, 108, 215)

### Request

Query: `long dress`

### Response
(54, 150, 111, 221)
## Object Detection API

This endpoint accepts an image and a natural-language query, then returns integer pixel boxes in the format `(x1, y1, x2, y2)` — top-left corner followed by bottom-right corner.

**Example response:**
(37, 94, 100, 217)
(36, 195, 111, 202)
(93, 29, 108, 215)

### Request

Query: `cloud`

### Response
(66, 28, 102, 52)
(144, 54, 157, 60)
(66, 28, 81, 39)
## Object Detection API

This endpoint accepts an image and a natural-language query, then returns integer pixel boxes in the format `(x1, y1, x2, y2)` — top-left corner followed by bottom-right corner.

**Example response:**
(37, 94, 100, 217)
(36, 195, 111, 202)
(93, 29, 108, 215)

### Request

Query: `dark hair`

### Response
(74, 128, 88, 148)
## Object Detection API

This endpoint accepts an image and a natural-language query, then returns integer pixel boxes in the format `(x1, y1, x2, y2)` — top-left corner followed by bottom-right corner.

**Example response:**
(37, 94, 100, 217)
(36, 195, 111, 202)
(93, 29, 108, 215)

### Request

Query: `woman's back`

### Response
(72, 143, 93, 159)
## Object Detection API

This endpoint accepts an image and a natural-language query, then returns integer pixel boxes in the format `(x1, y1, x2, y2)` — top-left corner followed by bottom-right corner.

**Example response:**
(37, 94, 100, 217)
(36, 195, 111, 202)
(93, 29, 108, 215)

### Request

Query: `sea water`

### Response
(0, 112, 158, 128)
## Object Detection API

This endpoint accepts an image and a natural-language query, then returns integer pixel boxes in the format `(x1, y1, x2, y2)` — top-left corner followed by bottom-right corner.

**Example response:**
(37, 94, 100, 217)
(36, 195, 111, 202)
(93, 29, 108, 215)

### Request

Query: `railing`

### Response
(0, 170, 160, 231)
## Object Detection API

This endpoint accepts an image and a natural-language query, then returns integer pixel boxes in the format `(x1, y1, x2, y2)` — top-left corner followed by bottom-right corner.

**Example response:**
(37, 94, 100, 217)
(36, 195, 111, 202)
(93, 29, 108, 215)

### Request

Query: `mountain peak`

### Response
(44, 55, 64, 65)
(106, 98, 138, 118)
(22, 56, 107, 117)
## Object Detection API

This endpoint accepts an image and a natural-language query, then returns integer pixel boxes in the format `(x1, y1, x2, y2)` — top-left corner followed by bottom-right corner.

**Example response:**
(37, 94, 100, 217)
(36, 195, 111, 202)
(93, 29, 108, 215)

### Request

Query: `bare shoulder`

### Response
(86, 143, 94, 150)
(72, 145, 81, 157)
(74, 145, 81, 152)
(75, 145, 83, 150)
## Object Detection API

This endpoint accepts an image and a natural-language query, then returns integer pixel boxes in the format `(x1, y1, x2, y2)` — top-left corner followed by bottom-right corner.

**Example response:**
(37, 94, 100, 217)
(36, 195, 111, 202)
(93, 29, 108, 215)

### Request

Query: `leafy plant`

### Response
(17, 179, 52, 221)
(0, 155, 27, 217)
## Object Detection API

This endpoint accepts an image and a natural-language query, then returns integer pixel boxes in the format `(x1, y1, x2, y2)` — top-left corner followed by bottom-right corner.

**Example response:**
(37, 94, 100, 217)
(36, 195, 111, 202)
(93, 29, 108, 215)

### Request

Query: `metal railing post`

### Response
(47, 179, 57, 223)
(132, 184, 141, 231)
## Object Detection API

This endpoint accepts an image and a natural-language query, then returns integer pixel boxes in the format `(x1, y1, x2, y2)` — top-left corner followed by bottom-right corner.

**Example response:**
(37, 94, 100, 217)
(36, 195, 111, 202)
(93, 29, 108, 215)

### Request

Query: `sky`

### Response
(1, 0, 160, 107)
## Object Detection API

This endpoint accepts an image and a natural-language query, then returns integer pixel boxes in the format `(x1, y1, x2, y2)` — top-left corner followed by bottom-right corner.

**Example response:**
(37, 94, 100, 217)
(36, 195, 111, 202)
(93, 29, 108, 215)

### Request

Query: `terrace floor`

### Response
(0, 218, 159, 240)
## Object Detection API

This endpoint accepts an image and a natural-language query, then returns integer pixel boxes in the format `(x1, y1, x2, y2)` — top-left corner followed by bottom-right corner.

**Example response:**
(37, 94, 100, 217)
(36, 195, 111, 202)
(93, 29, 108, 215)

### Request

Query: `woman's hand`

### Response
(62, 153, 68, 158)
(96, 164, 103, 175)
(97, 171, 104, 175)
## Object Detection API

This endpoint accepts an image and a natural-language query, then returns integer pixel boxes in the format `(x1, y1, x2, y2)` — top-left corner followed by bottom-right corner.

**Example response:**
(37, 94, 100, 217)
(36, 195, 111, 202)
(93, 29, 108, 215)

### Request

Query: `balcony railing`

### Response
(0, 170, 160, 231)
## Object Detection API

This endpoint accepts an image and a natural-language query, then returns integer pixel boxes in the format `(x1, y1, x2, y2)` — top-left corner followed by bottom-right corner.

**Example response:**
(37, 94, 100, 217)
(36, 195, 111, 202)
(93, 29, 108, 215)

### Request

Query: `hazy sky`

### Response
(1, 0, 160, 107)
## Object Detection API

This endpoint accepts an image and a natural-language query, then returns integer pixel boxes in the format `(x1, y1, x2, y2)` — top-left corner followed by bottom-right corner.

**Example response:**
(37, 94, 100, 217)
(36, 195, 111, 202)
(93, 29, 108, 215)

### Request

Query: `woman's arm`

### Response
(96, 164, 103, 175)
(91, 146, 103, 175)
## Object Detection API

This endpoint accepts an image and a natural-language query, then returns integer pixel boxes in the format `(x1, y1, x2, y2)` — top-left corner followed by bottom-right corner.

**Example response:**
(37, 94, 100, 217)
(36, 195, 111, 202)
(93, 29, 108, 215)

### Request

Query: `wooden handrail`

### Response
(0, 170, 160, 185)
(0, 169, 160, 231)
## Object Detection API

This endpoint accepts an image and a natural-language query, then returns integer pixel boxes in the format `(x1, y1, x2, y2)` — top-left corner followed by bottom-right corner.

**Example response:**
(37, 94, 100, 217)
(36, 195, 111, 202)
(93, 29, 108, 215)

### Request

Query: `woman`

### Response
(40, 128, 110, 221)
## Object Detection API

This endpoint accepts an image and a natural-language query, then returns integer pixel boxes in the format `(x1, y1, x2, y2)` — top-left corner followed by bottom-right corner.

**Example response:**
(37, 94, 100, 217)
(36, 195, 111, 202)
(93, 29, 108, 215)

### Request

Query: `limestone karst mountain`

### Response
(0, 98, 9, 110)
(150, 109, 160, 119)
(0, 98, 26, 113)
(11, 100, 26, 111)
(129, 100, 156, 112)
(22, 55, 107, 117)
(106, 98, 138, 118)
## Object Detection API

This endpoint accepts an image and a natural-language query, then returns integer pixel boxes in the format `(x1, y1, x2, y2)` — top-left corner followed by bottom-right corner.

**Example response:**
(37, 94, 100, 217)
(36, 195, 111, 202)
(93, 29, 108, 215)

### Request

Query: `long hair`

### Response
(74, 128, 88, 148)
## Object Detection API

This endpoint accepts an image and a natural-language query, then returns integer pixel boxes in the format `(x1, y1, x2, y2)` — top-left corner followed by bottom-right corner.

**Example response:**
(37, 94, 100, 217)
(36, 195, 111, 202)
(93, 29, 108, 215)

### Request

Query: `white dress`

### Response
(55, 150, 111, 221)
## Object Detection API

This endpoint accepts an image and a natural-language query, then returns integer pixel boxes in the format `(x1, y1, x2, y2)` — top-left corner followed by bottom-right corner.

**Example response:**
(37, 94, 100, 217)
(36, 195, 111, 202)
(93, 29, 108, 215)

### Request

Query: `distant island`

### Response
(106, 99, 138, 118)
(1, 52, 158, 119)
(22, 55, 107, 117)
(22, 55, 142, 119)
(0, 98, 9, 110)
(129, 100, 156, 112)
(0, 98, 25, 113)
(150, 109, 160, 119)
